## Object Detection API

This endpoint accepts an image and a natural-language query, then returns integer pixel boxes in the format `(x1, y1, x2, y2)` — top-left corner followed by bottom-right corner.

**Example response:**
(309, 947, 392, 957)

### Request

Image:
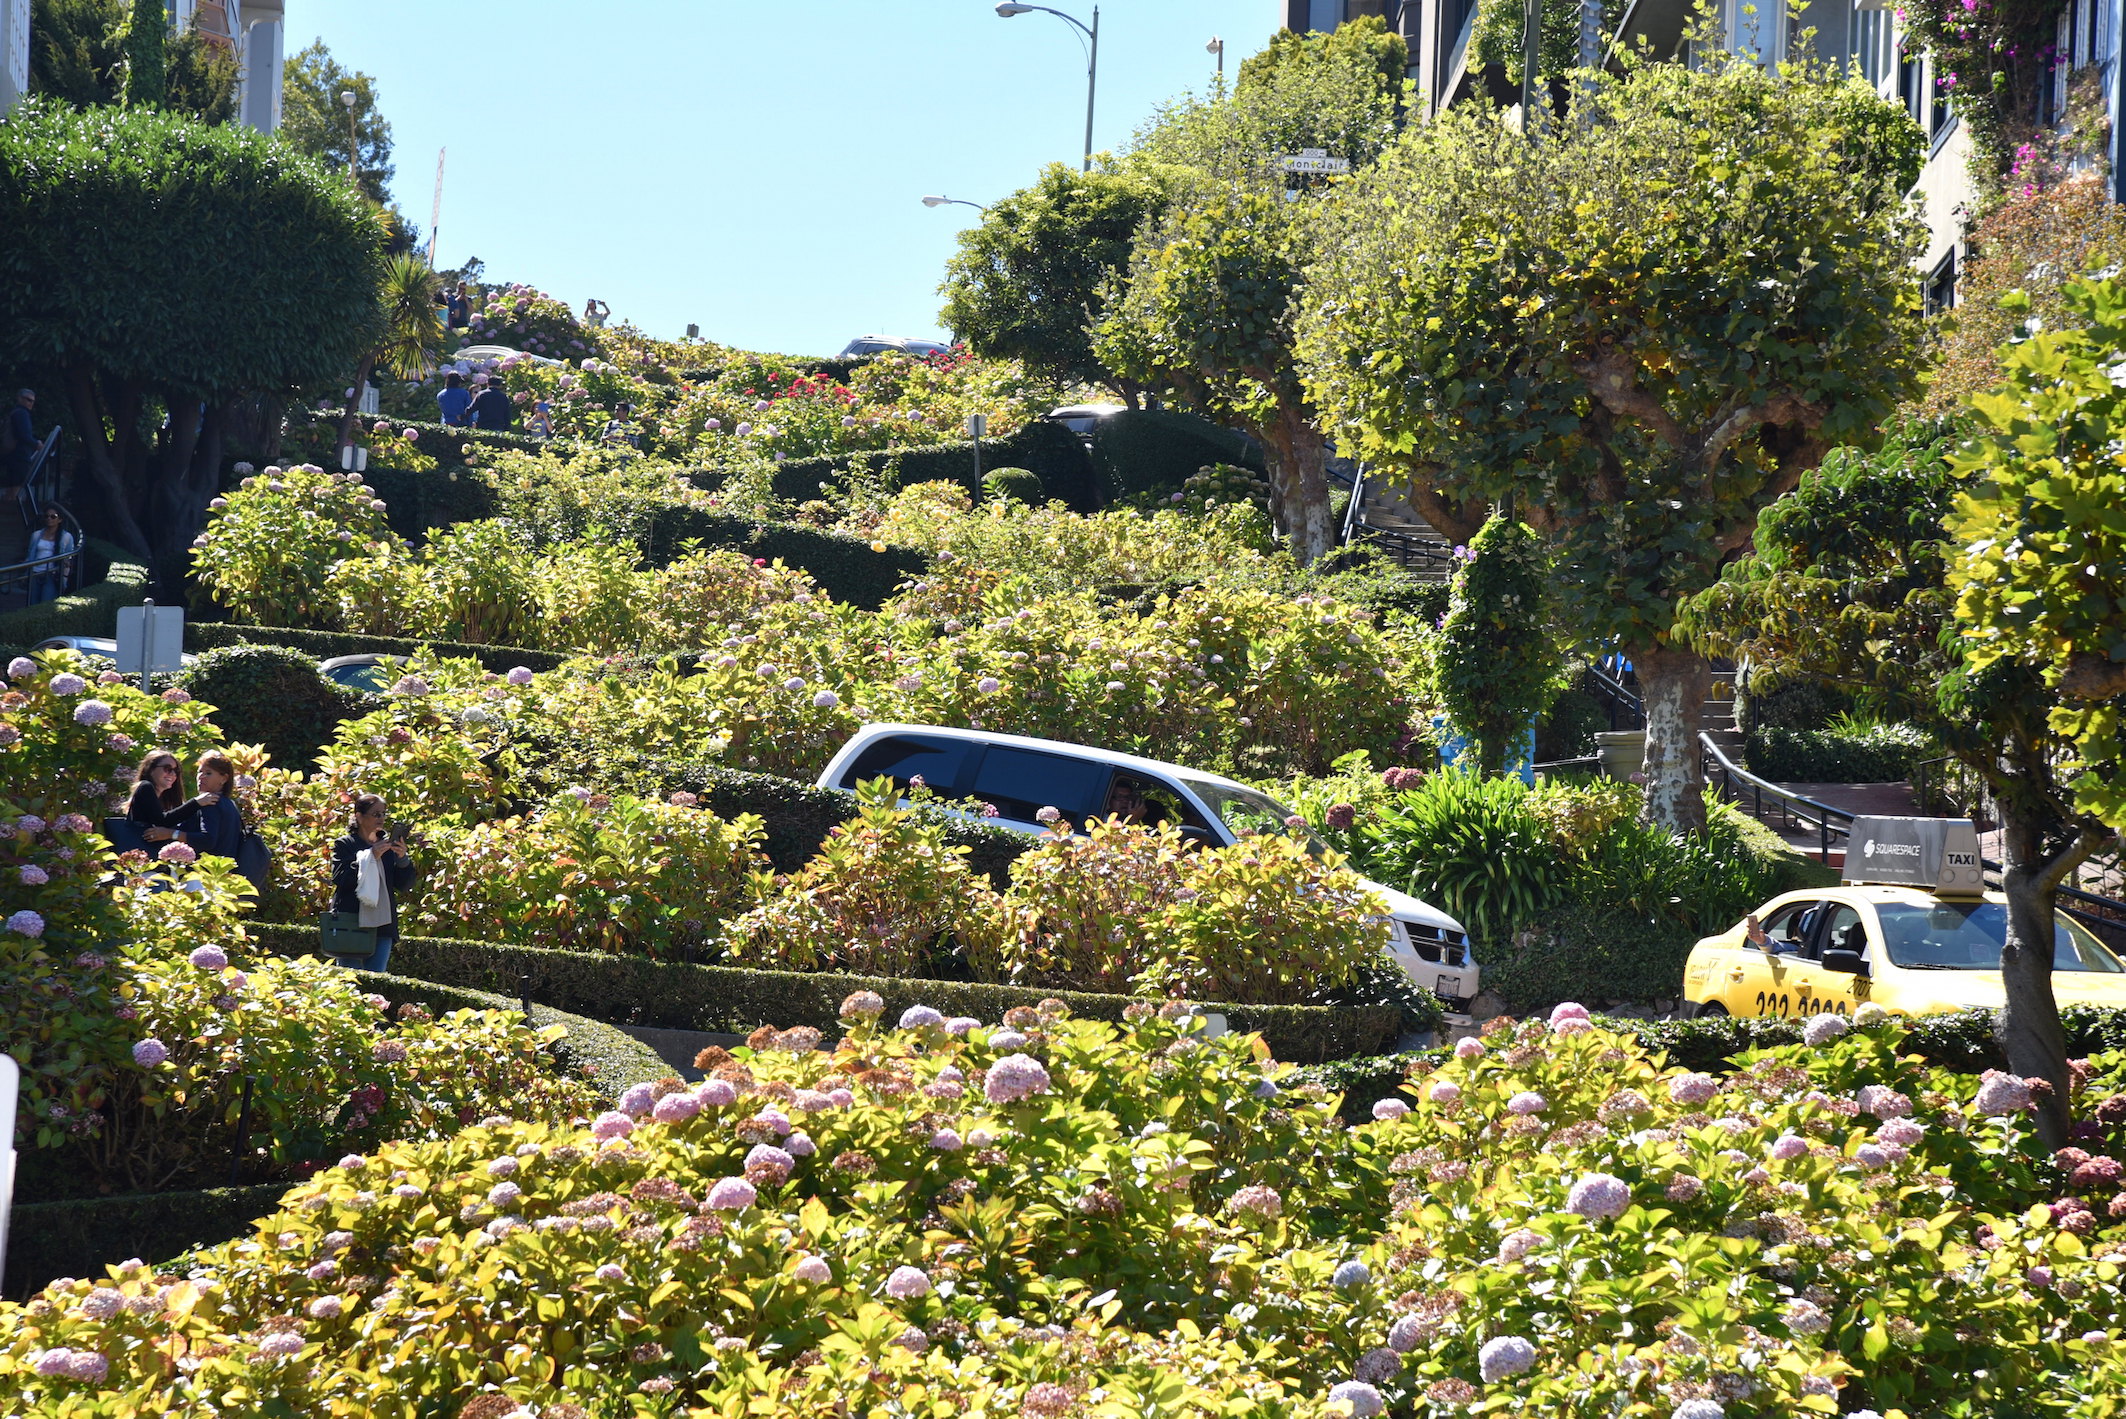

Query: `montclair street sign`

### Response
(1278, 148, 1350, 174)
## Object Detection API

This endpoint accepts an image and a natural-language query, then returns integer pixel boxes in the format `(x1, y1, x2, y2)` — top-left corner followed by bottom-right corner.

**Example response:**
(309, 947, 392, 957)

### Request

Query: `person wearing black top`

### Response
(467, 377, 513, 431)
(330, 793, 415, 973)
(126, 750, 211, 847)
(173, 751, 245, 861)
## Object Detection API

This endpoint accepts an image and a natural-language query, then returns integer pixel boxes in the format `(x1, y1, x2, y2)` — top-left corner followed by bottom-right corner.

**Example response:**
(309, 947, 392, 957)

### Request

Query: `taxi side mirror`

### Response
(1821, 947, 1869, 977)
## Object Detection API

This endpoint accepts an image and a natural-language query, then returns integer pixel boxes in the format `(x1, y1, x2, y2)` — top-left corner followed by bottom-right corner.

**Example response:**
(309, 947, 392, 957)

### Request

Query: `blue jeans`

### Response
(28, 573, 60, 605)
(337, 927, 394, 974)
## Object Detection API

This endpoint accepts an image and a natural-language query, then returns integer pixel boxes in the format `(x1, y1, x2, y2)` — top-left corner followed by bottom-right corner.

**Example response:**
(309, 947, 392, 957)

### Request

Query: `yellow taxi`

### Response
(1682, 883, 2126, 1020)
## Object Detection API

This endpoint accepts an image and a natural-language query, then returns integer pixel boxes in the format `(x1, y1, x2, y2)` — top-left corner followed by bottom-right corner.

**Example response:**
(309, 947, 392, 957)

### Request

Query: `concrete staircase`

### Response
(1334, 460, 1456, 581)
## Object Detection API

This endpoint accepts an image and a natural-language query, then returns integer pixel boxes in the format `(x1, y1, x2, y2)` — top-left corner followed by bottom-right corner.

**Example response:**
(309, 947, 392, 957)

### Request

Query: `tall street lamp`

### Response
(922, 195, 991, 214)
(1207, 35, 1224, 81)
(339, 89, 360, 190)
(996, 3, 1098, 173)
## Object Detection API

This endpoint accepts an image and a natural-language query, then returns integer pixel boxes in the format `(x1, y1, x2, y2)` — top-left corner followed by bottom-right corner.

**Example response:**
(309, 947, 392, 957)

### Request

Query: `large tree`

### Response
(279, 40, 395, 206)
(937, 163, 1172, 403)
(0, 101, 386, 571)
(1946, 274, 2126, 832)
(1679, 420, 2114, 1146)
(1094, 20, 1407, 564)
(1296, 57, 1927, 828)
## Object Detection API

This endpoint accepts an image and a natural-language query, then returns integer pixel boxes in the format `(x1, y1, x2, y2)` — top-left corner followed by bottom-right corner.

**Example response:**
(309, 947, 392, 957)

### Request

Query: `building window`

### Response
(1925, 249, 1958, 315)
(1310, 0, 1346, 31)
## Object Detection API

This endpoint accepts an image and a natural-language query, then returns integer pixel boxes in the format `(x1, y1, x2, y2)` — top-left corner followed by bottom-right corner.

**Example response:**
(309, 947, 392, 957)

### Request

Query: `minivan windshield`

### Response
(1175, 777, 1326, 857)
(1876, 901, 2124, 973)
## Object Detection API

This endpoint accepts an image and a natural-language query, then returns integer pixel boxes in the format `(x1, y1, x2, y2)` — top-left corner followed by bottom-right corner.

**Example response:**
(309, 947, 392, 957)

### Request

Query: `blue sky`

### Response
(291, 1, 1281, 357)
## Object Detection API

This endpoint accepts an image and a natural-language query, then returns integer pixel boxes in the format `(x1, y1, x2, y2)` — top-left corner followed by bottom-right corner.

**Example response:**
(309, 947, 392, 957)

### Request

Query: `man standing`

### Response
(468, 376, 513, 431)
(2, 388, 36, 507)
(435, 372, 472, 427)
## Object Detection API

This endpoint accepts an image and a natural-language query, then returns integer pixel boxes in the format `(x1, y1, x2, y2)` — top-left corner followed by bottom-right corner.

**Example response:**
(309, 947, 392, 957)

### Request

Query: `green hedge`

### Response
(1744, 723, 1936, 783)
(178, 643, 370, 771)
(642, 510, 925, 610)
(1291, 1003, 2126, 1120)
(5, 1182, 290, 1300)
(765, 419, 1098, 511)
(244, 925, 1402, 1064)
(349, 968, 668, 1105)
(1088, 408, 1263, 502)
(364, 460, 500, 538)
(658, 762, 1033, 879)
(185, 622, 569, 674)
(0, 539, 149, 657)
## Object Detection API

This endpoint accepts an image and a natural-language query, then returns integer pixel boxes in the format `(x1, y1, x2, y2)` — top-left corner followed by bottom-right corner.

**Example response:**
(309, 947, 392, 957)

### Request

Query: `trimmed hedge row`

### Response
(1, 970, 662, 1299)
(245, 925, 1403, 1064)
(1291, 1003, 2126, 1120)
(1744, 723, 1936, 784)
(763, 419, 1098, 511)
(641, 510, 924, 610)
(349, 968, 669, 1105)
(1088, 408, 1263, 502)
(0, 539, 149, 657)
(658, 762, 1033, 878)
(185, 622, 570, 675)
(5, 1182, 289, 1300)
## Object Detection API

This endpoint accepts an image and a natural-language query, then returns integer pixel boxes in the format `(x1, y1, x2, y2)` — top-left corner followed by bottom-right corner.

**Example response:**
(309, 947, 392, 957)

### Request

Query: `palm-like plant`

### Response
(339, 252, 443, 445)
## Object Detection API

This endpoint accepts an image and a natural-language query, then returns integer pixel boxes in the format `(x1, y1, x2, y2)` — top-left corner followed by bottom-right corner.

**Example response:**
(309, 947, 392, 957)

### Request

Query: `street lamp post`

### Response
(922, 195, 992, 215)
(1207, 35, 1224, 81)
(996, 3, 1099, 173)
(339, 89, 359, 190)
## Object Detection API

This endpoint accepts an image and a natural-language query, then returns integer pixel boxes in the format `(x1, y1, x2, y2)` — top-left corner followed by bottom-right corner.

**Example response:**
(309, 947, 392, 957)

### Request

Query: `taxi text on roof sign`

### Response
(1843, 817, 1985, 895)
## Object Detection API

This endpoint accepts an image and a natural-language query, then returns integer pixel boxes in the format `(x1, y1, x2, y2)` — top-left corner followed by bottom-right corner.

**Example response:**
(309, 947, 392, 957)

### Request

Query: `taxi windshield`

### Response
(1875, 901, 2124, 973)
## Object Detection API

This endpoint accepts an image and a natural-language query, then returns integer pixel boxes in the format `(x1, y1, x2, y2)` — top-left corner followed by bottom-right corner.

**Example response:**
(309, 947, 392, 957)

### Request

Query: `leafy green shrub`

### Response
(1356, 769, 1568, 942)
(1745, 721, 1936, 782)
(769, 413, 1097, 509)
(1533, 684, 1606, 761)
(1088, 406, 1263, 502)
(177, 644, 365, 772)
(191, 464, 398, 627)
(1436, 516, 1560, 771)
(8, 1012, 2125, 1415)
(410, 793, 766, 959)
(979, 465, 1042, 503)
(1735, 672, 1853, 733)
(718, 780, 999, 975)
(977, 818, 1195, 991)
(184, 622, 567, 675)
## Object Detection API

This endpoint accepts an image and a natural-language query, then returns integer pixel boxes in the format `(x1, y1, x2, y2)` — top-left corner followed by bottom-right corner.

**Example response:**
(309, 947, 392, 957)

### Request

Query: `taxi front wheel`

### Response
(1688, 1001, 1728, 1020)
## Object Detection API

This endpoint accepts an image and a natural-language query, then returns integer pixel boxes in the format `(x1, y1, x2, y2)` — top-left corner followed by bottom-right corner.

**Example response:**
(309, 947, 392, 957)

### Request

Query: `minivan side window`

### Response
(969, 746, 1109, 826)
(839, 735, 973, 794)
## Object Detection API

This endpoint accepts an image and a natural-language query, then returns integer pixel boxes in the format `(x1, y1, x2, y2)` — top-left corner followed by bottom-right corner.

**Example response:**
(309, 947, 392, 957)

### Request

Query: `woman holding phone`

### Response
(330, 793, 414, 972)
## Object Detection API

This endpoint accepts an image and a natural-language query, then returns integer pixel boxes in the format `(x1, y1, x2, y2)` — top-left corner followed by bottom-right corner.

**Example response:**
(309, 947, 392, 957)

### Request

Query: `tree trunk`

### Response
(1631, 639, 1709, 833)
(62, 363, 152, 559)
(1262, 403, 1334, 564)
(1995, 811, 2104, 1148)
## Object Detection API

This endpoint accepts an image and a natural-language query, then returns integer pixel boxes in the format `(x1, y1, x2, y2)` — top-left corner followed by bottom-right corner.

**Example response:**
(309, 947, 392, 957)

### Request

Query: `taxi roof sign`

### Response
(1843, 816, 1985, 895)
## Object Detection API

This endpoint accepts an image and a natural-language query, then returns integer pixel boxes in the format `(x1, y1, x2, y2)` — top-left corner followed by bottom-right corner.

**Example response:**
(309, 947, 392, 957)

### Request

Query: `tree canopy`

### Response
(279, 39, 395, 206)
(0, 100, 387, 567)
(1094, 21, 1407, 563)
(1947, 274, 2126, 832)
(1295, 56, 1927, 826)
(936, 163, 1173, 399)
(29, 0, 239, 122)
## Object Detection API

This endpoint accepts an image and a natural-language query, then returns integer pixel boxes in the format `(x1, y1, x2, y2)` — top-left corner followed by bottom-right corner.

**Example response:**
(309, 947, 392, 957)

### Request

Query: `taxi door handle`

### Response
(1727, 968, 1746, 982)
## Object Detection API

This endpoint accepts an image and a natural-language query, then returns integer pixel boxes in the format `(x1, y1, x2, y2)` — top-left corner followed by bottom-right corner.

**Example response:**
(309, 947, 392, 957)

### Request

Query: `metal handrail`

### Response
(0, 495, 85, 603)
(1586, 663, 1644, 731)
(1701, 730, 2126, 931)
(19, 426, 63, 527)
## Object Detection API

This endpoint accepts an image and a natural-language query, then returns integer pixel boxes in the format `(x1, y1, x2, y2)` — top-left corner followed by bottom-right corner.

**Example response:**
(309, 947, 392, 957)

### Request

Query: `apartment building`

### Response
(1283, 0, 2126, 308)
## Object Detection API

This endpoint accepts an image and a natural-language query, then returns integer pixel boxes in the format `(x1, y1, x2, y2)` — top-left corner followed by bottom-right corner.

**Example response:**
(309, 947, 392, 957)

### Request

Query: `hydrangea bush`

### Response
(190, 465, 398, 628)
(5, 1008, 2124, 1414)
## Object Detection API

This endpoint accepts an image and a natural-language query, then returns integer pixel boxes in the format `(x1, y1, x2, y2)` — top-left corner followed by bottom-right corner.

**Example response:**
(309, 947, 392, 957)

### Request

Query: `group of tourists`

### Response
(434, 370, 518, 432)
(125, 751, 414, 974)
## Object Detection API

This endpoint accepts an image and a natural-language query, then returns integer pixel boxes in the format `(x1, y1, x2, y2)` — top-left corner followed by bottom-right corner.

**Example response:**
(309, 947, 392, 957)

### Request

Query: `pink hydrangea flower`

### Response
(840, 990, 885, 1021)
(745, 1144, 796, 1182)
(506, 666, 535, 686)
(1372, 1098, 1410, 1121)
(131, 1038, 169, 1067)
(1857, 1084, 1913, 1118)
(157, 841, 197, 864)
(1454, 1036, 1486, 1060)
(1668, 1073, 1720, 1106)
(48, 673, 86, 695)
(591, 1111, 634, 1140)
(1975, 1070, 2034, 1116)
(1565, 1173, 1631, 1221)
(1327, 1381, 1383, 1417)
(1479, 1335, 1538, 1382)
(1506, 1091, 1547, 1115)
(899, 1005, 945, 1029)
(793, 1254, 832, 1283)
(1877, 1117, 1927, 1148)
(1801, 1013, 1848, 1046)
(72, 699, 113, 726)
(786, 1131, 817, 1156)
(9, 909, 46, 938)
(696, 1078, 738, 1107)
(707, 1176, 758, 1210)
(1228, 1184, 1282, 1218)
(1498, 1227, 1542, 1263)
(618, 1082, 657, 1117)
(256, 1332, 305, 1359)
(985, 1054, 1052, 1104)
(652, 1092, 701, 1124)
(1769, 1133, 1809, 1162)
(595, 1263, 625, 1282)
(884, 1265, 931, 1299)
(189, 944, 228, 970)
(18, 864, 47, 886)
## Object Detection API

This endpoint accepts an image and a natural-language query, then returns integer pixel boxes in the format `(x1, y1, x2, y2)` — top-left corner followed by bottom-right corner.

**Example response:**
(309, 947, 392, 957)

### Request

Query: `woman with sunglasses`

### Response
(329, 793, 414, 973)
(126, 750, 213, 847)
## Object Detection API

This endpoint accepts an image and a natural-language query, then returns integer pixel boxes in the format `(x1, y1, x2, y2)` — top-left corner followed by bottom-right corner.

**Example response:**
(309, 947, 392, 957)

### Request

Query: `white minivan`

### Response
(815, 724, 1480, 1015)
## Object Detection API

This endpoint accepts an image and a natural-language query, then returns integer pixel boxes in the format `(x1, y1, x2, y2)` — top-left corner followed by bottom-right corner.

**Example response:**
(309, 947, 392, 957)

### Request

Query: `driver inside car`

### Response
(1104, 776, 1149, 823)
